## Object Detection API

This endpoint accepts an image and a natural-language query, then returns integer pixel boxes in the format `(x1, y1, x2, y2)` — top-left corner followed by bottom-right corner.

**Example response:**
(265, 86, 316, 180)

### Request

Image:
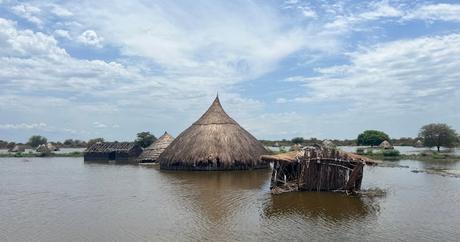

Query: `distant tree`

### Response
(63, 139, 74, 146)
(418, 123, 458, 152)
(357, 130, 390, 146)
(291, 137, 305, 145)
(87, 138, 104, 148)
(0, 140, 8, 149)
(28, 135, 47, 148)
(7, 142, 16, 150)
(135, 132, 157, 148)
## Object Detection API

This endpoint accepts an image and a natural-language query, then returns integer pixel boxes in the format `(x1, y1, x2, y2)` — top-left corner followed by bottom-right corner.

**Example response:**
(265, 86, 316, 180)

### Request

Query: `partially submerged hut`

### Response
(47, 143, 59, 151)
(414, 140, 423, 147)
(137, 132, 174, 163)
(159, 96, 269, 170)
(36, 144, 51, 155)
(10, 145, 25, 152)
(84, 142, 142, 163)
(379, 140, 393, 149)
(261, 144, 377, 194)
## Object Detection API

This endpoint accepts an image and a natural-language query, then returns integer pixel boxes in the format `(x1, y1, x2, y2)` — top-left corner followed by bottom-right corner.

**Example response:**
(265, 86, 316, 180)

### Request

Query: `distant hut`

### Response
(36, 144, 51, 155)
(379, 140, 393, 149)
(137, 132, 174, 163)
(10, 145, 25, 152)
(289, 144, 302, 151)
(261, 145, 378, 194)
(274, 142, 280, 147)
(414, 140, 423, 148)
(47, 143, 59, 151)
(159, 96, 269, 170)
(322, 140, 336, 149)
(84, 142, 142, 163)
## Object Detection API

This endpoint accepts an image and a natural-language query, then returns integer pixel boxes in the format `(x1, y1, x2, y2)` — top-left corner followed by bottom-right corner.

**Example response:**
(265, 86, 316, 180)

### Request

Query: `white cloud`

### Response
(65, 0, 338, 86)
(0, 122, 47, 130)
(288, 34, 460, 115)
(93, 122, 107, 128)
(53, 29, 71, 39)
(404, 4, 460, 22)
(77, 30, 103, 48)
(50, 4, 73, 17)
(0, 18, 67, 59)
(11, 3, 42, 26)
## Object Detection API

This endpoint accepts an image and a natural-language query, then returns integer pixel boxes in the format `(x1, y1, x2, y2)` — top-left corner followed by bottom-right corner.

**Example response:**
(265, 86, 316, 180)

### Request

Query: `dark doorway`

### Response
(108, 151, 116, 160)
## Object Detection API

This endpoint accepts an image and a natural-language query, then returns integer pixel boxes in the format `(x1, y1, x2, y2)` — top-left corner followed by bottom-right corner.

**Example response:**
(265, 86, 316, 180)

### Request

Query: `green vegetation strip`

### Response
(0, 152, 83, 158)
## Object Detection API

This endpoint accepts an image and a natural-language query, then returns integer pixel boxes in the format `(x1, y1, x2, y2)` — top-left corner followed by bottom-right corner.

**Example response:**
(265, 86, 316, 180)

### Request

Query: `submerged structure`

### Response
(84, 142, 142, 163)
(159, 96, 269, 170)
(137, 132, 174, 163)
(379, 140, 393, 149)
(10, 145, 25, 152)
(261, 144, 377, 194)
(36, 144, 51, 155)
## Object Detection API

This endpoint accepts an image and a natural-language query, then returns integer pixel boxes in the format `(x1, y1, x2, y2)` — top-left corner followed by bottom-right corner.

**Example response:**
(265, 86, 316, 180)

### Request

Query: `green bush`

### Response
(382, 149, 400, 157)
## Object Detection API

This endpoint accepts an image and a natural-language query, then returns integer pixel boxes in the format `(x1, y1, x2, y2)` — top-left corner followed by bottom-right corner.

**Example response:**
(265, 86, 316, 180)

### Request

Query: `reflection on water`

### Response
(1, 157, 460, 241)
(264, 192, 379, 221)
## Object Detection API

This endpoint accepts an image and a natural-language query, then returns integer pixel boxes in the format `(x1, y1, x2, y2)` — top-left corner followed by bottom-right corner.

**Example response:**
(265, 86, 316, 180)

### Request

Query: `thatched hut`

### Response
(84, 142, 142, 163)
(47, 143, 59, 151)
(36, 144, 51, 155)
(159, 96, 269, 170)
(414, 140, 423, 147)
(379, 140, 393, 149)
(261, 144, 377, 194)
(137, 132, 174, 163)
(10, 145, 25, 152)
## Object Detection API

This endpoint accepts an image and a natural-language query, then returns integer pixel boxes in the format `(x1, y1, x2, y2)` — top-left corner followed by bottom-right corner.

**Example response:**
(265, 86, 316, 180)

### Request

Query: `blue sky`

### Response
(1, 0, 459, 142)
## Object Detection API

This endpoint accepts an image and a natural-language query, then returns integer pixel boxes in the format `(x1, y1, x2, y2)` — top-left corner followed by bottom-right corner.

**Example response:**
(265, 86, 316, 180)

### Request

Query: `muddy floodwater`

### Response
(1, 157, 460, 241)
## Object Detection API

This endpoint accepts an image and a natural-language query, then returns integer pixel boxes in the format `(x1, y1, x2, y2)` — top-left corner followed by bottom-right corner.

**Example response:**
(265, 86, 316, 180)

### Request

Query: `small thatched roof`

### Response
(47, 143, 59, 151)
(414, 140, 423, 147)
(10, 145, 25, 152)
(85, 142, 138, 153)
(261, 148, 378, 165)
(36, 144, 51, 154)
(138, 132, 174, 162)
(159, 96, 269, 170)
(379, 140, 393, 149)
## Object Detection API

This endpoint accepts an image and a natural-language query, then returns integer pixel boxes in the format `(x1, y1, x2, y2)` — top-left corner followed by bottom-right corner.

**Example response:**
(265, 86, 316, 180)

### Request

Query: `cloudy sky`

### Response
(1, 0, 459, 142)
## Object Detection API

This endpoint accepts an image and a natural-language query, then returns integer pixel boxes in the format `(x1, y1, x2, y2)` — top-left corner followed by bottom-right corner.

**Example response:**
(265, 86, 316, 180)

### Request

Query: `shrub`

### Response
(382, 149, 400, 157)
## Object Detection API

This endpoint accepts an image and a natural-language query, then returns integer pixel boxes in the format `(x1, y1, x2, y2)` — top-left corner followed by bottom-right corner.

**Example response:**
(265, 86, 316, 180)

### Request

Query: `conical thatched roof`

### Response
(414, 140, 423, 147)
(138, 132, 174, 163)
(379, 140, 393, 149)
(36, 144, 51, 154)
(159, 96, 269, 170)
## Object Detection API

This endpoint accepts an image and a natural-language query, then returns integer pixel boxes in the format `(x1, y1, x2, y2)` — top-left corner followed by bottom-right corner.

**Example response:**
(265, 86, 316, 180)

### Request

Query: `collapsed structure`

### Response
(261, 144, 377, 194)
(159, 96, 269, 170)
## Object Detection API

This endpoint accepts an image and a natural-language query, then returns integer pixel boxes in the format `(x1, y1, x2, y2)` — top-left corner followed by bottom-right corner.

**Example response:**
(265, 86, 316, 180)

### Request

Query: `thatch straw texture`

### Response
(159, 96, 269, 170)
(138, 132, 174, 163)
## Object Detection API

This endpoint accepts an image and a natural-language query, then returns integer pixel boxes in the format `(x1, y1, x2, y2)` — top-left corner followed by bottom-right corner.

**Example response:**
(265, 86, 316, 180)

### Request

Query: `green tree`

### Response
(28, 135, 47, 148)
(87, 138, 104, 148)
(357, 130, 390, 146)
(291, 137, 305, 145)
(135, 132, 157, 148)
(418, 123, 458, 152)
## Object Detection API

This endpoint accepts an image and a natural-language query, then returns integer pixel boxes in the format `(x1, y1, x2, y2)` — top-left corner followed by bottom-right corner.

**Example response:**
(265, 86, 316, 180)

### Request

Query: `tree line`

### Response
(0, 132, 158, 150)
(2, 123, 458, 151)
(260, 123, 459, 151)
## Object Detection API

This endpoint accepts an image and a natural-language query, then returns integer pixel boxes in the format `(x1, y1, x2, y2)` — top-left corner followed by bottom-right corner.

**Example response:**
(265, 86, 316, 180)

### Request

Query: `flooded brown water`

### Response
(1, 157, 460, 241)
